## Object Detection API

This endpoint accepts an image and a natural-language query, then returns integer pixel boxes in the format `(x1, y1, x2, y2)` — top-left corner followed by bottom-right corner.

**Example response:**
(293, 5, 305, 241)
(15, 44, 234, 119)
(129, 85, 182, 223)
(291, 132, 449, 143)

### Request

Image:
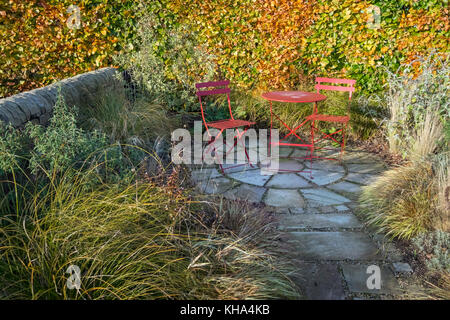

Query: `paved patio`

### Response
(190, 146, 407, 299)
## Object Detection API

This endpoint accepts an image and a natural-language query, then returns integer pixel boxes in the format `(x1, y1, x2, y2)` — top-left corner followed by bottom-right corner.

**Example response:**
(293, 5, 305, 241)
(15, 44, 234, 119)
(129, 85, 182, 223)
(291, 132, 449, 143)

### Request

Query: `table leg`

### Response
(269, 100, 273, 156)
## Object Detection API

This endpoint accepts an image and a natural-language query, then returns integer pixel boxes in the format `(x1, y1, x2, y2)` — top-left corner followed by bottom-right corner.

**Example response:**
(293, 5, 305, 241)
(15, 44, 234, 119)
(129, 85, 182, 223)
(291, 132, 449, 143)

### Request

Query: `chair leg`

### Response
(340, 123, 348, 162)
(214, 140, 226, 174)
(242, 141, 253, 167)
(310, 121, 315, 179)
(205, 132, 226, 173)
(231, 127, 253, 168)
(236, 128, 253, 167)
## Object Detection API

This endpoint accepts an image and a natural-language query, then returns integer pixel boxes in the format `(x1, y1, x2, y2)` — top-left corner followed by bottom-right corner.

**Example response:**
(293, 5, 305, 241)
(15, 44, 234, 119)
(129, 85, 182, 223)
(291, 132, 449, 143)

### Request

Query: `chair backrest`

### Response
(196, 80, 234, 129)
(315, 77, 356, 114)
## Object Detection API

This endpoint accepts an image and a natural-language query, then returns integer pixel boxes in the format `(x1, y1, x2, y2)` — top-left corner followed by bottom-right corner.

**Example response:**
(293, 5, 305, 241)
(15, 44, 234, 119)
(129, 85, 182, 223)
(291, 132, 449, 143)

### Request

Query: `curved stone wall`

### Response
(0, 67, 119, 127)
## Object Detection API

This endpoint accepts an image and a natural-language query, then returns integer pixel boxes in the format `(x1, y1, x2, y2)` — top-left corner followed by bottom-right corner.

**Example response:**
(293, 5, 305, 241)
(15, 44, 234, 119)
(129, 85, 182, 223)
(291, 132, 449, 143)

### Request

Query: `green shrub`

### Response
(413, 231, 450, 273)
(0, 123, 25, 175)
(113, 10, 217, 113)
(25, 91, 107, 175)
(0, 91, 153, 216)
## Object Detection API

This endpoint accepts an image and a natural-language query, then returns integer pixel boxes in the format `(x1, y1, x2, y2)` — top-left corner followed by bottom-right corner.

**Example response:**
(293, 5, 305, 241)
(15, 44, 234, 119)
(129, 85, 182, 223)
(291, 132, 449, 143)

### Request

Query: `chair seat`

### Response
(206, 119, 255, 130)
(306, 114, 349, 123)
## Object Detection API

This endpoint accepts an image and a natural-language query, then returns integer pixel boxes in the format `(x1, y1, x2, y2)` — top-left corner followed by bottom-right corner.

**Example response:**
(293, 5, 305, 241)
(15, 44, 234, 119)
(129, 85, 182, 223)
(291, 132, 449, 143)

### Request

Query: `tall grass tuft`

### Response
(359, 161, 439, 239)
(410, 108, 444, 161)
(383, 53, 448, 159)
(435, 152, 449, 231)
(79, 85, 178, 146)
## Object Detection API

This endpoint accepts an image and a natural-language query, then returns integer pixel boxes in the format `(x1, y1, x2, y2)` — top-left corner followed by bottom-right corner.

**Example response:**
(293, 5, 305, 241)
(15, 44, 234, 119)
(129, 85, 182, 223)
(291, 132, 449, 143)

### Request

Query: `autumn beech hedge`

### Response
(171, 0, 449, 93)
(1, 0, 448, 98)
(0, 0, 140, 98)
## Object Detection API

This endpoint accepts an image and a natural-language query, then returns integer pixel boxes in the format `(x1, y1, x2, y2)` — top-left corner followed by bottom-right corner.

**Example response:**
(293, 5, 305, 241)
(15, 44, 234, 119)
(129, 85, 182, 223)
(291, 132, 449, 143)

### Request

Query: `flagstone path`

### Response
(190, 147, 408, 300)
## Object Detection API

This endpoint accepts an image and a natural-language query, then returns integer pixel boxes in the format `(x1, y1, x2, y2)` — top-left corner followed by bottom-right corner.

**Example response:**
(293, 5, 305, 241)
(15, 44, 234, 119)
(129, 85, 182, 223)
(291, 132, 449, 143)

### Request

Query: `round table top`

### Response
(261, 91, 327, 103)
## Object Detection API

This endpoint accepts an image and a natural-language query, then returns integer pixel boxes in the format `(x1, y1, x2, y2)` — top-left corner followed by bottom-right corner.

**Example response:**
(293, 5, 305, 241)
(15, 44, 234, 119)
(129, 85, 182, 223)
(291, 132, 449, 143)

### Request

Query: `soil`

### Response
(350, 134, 407, 167)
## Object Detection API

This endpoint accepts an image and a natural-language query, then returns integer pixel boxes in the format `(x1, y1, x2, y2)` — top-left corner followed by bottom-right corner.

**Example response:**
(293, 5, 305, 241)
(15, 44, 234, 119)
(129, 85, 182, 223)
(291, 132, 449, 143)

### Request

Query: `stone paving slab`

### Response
(298, 170, 345, 186)
(290, 262, 346, 300)
(318, 205, 338, 213)
(341, 264, 400, 294)
(191, 168, 223, 182)
(196, 177, 236, 195)
(266, 173, 312, 189)
(335, 205, 350, 212)
(346, 163, 386, 174)
(304, 160, 345, 173)
(272, 207, 291, 214)
(220, 163, 259, 174)
(345, 173, 378, 185)
(264, 189, 304, 208)
(223, 184, 266, 203)
(228, 168, 272, 186)
(340, 152, 381, 164)
(392, 262, 413, 274)
(278, 159, 304, 172)
(279, 147, 294, 157)
(279, 214, 363, 231)
(327, 181, 363, 194)
(314, 150, 381, 163)
(290, 207, 306, 214)
(288, 232, 381, 261)
(290, 148, 312, 159)
(301, 188, 351, 207)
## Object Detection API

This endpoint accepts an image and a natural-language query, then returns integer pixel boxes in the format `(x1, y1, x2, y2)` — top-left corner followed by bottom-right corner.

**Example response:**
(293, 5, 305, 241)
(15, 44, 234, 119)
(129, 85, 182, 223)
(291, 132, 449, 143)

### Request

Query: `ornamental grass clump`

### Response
(360, 161, 439, 239)
(383, 53, 448, 159)
(79, 84, 178, 146)
(0, 167, 300, 300)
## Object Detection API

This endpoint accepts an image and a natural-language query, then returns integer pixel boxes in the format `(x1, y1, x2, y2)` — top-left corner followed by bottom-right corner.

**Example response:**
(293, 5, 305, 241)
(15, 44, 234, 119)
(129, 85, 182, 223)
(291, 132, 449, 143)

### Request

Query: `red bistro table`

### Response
(261, 91, 327, 174)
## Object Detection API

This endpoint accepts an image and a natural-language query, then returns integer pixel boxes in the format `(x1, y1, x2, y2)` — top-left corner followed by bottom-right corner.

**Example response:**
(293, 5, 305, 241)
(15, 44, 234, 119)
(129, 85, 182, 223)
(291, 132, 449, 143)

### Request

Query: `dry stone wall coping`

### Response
(0, 67, 120, 127)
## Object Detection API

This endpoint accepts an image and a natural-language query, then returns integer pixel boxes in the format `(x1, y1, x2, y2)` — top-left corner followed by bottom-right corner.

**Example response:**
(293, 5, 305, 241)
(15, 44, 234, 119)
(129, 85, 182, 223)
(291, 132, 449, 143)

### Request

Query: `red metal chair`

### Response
(196, 80, 256, 173)
(306, 77, 356, 160)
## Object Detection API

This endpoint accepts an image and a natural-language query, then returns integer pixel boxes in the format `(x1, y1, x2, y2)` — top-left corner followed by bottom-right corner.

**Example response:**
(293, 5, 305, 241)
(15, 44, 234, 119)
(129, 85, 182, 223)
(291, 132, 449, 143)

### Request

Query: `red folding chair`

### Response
(196, 80, 256, 173)
(306, 77, 356, 161)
